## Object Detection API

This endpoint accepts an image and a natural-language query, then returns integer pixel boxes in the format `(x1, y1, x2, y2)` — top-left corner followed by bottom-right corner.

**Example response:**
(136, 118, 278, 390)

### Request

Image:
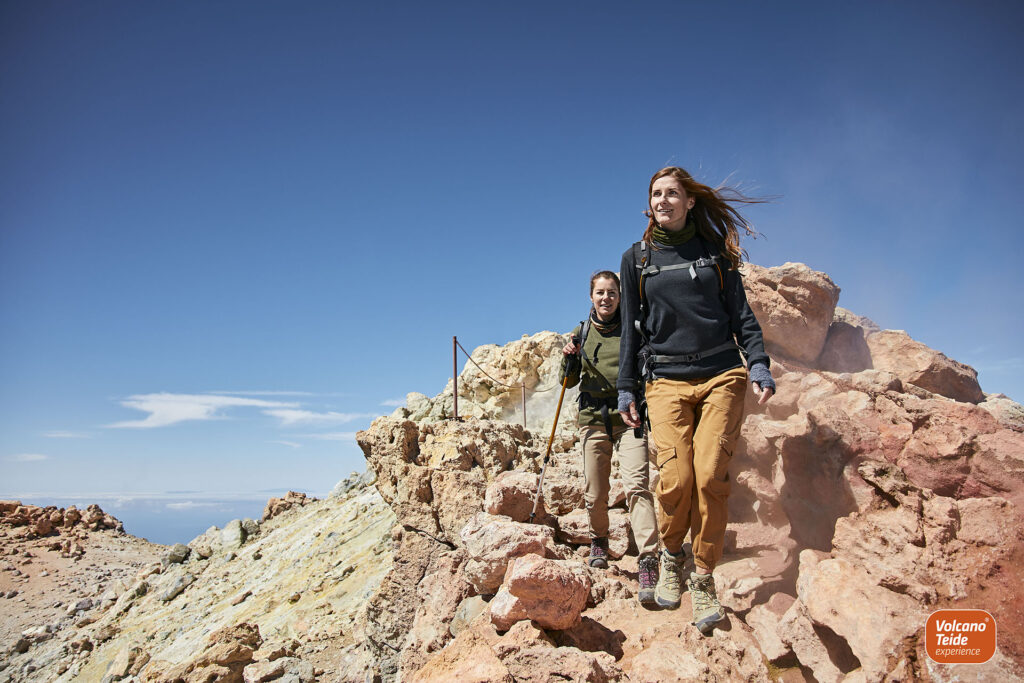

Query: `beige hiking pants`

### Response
(645, 367, 748, 571)
(581, 424, 659, 557)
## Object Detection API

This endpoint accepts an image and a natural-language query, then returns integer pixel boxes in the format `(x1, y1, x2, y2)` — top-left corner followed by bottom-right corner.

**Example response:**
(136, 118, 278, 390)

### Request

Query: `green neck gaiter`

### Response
(652, 218, 696, 245)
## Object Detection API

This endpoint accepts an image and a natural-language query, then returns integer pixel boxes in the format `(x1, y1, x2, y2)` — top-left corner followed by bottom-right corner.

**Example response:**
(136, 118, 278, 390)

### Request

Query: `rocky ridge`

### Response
(372, 261, 1024, 681)
(2, 260, 1022, 682)
(1, 473, 395, 682)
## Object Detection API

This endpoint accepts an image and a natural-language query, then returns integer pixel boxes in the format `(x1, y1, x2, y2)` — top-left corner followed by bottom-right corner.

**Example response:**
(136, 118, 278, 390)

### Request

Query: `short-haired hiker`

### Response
(618, 167, 775, 634)
(560, 271, 661, 605)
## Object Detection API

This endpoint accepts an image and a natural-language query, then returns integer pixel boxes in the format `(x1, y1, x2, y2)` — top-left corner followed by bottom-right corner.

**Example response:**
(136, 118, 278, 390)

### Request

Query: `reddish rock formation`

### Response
(261, 491, 314, 521)
(743, 261, 841, 364)
(0, 501, 123, 541)
(352, 261, 1024, 682)
(489, 554, 591, 631)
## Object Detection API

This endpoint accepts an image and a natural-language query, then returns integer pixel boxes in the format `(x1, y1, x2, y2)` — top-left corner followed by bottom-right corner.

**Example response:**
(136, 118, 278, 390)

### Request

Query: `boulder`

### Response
(188, 526, 222, 559)
(540, 467, 585, 516)
(461, 513, 557, 594)
(485, 471, 544, 522)
(221, 519, 247, 549)
(743, 262, 840, 364)
(489, 554, 590, 631)
(161, 543, 190, 567)
(867, 329, 984, 403)
(261, 491, 312, 521)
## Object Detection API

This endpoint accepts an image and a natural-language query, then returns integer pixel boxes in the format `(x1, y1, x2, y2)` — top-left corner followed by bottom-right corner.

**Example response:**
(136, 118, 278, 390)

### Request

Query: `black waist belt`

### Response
(578, 392, 616, 410)
(579, 392, 616, 441)
(649, 340, 738, 366)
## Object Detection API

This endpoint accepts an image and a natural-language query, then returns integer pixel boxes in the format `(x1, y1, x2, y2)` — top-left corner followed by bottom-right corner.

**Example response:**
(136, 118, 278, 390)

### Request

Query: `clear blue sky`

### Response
(3, 1, 1023, 500)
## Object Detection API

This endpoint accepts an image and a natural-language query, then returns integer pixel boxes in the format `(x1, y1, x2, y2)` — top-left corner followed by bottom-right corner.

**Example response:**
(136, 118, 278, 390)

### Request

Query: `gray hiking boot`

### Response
(654, 549, 684, 609)
(588, 537, 609, 569)
(687, 571, 725, 634)
(637, 554, 659, 605)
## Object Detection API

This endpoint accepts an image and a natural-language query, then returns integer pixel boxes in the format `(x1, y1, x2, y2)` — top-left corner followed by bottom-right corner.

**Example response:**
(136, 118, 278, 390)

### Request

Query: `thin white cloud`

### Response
(262, 409, 377, 426)
(108, 393, 298, 429)
(43, 431, 91, 439)
(207, 390, 317, 397)
(270, 440, 302, 449)
(209, 390, 352, 397)
(380, 398, 406, 407)
(7, 453, 50, 462)
(166, 501, 221, 510)
(303, 432, 359, 441)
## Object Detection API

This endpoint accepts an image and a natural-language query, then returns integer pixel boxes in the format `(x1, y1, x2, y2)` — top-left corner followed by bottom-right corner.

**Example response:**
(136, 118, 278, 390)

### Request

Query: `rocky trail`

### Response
(2, 261, 1023, 682)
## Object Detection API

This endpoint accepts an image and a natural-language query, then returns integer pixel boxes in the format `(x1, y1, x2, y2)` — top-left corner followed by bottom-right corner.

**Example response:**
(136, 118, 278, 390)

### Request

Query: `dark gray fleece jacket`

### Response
(617, 237, 769, 390)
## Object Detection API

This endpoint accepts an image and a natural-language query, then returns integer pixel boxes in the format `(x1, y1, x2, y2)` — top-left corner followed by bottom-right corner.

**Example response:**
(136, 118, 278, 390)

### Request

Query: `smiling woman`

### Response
(559, 271, 661, 604)
(617, 166, 774, 634)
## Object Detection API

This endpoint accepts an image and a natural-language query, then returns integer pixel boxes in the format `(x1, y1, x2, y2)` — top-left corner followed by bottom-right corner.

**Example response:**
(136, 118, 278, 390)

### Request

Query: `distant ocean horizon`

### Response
(0, 491, 329, 546)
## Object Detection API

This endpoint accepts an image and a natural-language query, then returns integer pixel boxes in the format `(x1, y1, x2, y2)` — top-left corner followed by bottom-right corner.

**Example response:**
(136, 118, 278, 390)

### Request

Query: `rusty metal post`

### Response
(521, 381, 527, 429)
(452, 336, 458, 420)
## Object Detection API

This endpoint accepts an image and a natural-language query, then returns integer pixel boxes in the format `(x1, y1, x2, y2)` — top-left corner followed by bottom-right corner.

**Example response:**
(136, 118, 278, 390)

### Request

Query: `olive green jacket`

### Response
(559, 321, 635, 429)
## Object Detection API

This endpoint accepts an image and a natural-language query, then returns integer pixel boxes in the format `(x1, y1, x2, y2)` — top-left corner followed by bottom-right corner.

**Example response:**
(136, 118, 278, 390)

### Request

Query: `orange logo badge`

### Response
(926, 610, 997, 664)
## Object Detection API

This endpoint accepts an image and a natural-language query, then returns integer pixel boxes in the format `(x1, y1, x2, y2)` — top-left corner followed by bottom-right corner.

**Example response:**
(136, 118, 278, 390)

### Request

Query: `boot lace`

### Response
(639, 556, 658, 586)
(660, 553, 681, 593)
(690, 574, 718, 613)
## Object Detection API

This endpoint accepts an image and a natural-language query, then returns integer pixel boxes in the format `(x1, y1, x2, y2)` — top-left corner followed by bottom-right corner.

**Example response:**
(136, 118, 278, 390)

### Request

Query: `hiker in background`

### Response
(560, 271, 661, 605)
(617, 166, 774, 634)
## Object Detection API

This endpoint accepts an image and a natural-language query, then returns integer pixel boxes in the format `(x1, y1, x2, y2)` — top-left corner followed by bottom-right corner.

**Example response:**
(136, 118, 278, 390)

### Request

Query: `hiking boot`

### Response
(654, 549, 684, 609)
(687, 571, 726, 634)
(588, 537, 609, 569)
(637, 554, 659, 605)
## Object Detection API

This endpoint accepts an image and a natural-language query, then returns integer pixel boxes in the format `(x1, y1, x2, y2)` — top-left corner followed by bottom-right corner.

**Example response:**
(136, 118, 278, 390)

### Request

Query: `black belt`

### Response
(579, 392, 616, 441)
(642, 341, 738, 380)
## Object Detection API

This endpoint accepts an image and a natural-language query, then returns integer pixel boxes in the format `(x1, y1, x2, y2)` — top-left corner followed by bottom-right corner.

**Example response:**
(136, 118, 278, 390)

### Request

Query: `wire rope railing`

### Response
(452, 336, 567, 428)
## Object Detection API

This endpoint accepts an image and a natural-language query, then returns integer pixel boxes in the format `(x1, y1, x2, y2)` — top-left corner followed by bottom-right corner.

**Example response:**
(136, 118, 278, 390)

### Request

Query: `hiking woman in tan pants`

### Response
(559, 271, 661, 605)
(616, 166, 774, 634)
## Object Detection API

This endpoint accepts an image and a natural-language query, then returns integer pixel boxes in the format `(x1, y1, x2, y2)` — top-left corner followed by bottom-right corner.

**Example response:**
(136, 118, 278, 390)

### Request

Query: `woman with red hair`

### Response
(617, 166, 774, 634)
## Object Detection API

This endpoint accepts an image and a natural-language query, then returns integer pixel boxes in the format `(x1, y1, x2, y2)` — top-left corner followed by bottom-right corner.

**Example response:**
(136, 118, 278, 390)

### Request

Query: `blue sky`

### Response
(2, 1, 1023, 502)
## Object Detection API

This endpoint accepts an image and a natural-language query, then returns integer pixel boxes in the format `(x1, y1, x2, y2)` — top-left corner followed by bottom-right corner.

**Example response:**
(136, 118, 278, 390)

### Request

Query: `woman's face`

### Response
(650, 176, 695, 231)
(590, 277, 620, 320)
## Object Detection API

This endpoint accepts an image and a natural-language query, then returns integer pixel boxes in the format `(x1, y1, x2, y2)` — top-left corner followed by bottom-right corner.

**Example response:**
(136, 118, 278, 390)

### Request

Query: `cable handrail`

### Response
(452, 335, 571, 426)
(454, 338, 520, 389)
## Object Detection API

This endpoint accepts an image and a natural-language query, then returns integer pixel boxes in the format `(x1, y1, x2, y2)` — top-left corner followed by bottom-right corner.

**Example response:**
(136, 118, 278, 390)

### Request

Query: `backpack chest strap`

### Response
(641, 256, 719, 279)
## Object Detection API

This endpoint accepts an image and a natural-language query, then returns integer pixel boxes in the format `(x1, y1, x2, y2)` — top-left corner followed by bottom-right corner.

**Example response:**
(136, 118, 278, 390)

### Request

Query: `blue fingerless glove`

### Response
(617, 390, 636, 414)
(749, 362, 775, 393)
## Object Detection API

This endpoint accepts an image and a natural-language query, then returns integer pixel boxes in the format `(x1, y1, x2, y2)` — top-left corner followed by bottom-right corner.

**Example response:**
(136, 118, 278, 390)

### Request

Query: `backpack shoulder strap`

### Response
(578, 312, 614, 392)
(632, 240, 647, 270)
(632, 241, 650, 340)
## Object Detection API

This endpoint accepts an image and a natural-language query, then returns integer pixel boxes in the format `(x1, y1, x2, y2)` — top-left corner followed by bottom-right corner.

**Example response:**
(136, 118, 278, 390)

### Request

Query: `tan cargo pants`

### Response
(645, 367, 748, 571)
(581, 424, 659, 557)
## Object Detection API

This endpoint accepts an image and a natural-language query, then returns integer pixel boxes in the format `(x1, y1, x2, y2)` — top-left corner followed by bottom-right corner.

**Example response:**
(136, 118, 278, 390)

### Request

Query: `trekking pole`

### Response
(529, 373, 571, 523)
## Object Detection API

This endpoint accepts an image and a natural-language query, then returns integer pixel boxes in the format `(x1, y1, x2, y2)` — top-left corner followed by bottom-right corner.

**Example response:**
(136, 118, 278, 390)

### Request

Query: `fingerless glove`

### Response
(749, 362, 775, 393)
